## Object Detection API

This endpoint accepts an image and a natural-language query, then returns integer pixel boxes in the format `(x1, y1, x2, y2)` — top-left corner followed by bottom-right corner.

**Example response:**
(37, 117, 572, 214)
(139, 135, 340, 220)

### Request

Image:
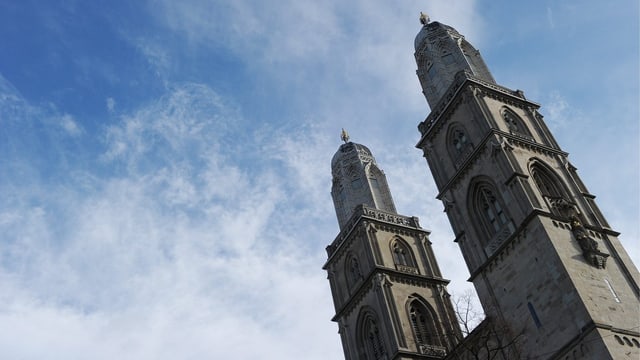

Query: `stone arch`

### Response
(467, 176, 515, 245)
(406, 294, 444, 349)
(344, 251, 362, 291)
(446, 122, 474, 167)
(356, 307, 387, 360)
(528, 158, 573, 218)
(389, 236, 418, 270)
(501, 106, 532, 137)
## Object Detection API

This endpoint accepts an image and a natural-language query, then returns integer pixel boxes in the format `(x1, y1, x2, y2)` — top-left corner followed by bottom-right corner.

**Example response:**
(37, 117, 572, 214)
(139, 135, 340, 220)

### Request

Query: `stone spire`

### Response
(414, 19, 495, 108)
(330, 138, 396, 230)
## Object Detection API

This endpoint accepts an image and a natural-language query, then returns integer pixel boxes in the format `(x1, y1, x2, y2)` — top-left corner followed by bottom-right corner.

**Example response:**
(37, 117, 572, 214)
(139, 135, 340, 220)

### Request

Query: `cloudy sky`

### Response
(0, 0, 637, 358)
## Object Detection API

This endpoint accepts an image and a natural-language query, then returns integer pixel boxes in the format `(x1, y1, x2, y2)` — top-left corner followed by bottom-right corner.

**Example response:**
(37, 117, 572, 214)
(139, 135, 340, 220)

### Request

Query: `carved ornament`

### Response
(569, 215, 609, 269)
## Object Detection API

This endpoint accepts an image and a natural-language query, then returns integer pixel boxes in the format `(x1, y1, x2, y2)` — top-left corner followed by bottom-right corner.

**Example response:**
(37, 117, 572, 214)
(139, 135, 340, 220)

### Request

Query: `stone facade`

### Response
(324, 16, 640, 360)
(325, 141, 461, 359)
(413, 18, 640, 360)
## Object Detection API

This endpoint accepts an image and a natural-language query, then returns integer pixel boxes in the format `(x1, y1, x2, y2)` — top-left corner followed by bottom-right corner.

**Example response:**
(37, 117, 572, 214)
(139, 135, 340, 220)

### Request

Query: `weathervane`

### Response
(341, 128, 350, 143)
(420, 12, 430, 25)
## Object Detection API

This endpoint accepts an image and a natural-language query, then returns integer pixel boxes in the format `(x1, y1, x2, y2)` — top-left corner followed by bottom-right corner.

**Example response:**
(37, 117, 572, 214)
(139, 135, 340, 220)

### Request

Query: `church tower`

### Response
(324, 129, 462, 359)
(413, 14, 640, 359)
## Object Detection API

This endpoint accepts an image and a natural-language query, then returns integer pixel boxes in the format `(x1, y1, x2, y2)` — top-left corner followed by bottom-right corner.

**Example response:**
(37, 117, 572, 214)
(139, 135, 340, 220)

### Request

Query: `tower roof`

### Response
(414, 19, 457, 52)
(413, 17, 495, 107)
(331, 141, 374, 174)
(330, 134, 397, 230)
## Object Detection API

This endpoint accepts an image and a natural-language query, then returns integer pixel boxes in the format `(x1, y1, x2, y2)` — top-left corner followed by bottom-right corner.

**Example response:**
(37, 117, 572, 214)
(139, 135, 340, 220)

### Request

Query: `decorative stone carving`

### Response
(569, 215, 609, 269)
(373, 273, 391, 290)
(419, 344, 447, 357)
(396, 264, 419, 274)
(485, 222, 515, 255)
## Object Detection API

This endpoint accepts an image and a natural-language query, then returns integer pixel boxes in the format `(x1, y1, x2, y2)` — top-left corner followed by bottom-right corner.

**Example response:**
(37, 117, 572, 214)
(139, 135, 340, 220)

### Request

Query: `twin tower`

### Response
(323, 16, 640, 360)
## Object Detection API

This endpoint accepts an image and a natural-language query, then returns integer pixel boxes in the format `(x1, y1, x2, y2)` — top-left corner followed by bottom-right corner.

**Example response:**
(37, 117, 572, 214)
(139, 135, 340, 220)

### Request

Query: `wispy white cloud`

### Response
(0, 1, 637, 358)
(58, 113, 83, 136)
(106, 97, 116, 113)
(0, 81, 342, 358)
(546, 6, 555, 28)
(541, 90, 575, 130)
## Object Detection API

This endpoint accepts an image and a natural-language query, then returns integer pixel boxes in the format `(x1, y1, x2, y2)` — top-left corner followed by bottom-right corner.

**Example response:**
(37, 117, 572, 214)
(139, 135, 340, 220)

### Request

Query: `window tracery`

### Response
(447, 124, 474, 168)
(529, 160, 571, 218)
(391, 239, 417, 273)
(359, 313, 386, 360)
(501, 108, 532, 139)
(469, 180, 515, 251)
(410, 302, 434, 346)
(453, 130, 468, 153)
(408, 299, 447, 356)
(346, 255, 362, 289)
(477, 186, 511, 235)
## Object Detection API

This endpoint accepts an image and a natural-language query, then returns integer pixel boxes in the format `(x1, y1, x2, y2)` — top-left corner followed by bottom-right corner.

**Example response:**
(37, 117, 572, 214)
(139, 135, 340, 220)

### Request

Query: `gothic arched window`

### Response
(407, 298, 446, 355)
(501, 108, 532, 139)
(447, 124, 474, 167)
(391, 239, 417, 273)
(530, 164, 567, 200)
(453, 130, 468, 152)
(346, 255, 362, 289)
(410, 302, 435, 346)
(469, 180, 515, 243)
(529, 160, 572, 217)
(359, 313, 386, 360)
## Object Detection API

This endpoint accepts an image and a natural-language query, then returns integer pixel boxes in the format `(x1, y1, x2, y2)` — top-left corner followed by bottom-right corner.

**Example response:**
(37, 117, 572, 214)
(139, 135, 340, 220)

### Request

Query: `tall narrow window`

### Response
(393, 242, 409, 266)
(410, 304, 433, 346)
(501, 108, 532, 138)
(527, 302, 542, 328)
(448, 124, 474, 168)
(408, 299, 444, 355)
(469, 180, 516, 252)
(346, 256, 362, 289)
(477, 186, 513, 236)
(529, 161, 571, 217)
(453, 130, 468, 153)
(391, 240, 416, 268)
(531, 169, 564, 199)
(364, 317, 385, 360)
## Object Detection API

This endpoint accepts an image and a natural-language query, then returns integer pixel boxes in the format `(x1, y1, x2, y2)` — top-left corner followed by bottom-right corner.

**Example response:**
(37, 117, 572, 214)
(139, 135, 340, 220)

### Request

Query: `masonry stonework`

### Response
(413, 17, 639, 360)
(324, 15, 639, 360)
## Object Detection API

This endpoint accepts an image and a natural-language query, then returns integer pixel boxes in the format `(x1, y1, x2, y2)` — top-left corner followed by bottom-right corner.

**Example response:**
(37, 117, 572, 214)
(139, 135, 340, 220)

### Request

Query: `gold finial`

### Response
(340, 128, 350, 143)
(420, 12, 430, 26)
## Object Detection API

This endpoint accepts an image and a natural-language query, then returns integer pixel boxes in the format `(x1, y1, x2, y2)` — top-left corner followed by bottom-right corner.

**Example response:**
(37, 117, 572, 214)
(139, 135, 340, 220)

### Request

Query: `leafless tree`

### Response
(446, 290, 524, 360)
(452, 289, 484, 336)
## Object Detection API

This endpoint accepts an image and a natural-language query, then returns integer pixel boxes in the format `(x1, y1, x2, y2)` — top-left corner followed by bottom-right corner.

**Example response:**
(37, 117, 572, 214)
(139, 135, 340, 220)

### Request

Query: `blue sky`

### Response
(0, 1, 637, 358)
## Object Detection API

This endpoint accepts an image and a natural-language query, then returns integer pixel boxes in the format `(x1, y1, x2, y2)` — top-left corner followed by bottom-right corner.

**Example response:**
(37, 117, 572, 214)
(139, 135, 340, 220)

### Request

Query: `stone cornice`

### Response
(434, 131, 568, 200)
(550, 321, 640, 360)
(416, 71, 540, 148)
(324, 205, 429, 268)
(331, 267, 451, 322)
(467, 212, 533, 282)
(467, 210, 620, 282)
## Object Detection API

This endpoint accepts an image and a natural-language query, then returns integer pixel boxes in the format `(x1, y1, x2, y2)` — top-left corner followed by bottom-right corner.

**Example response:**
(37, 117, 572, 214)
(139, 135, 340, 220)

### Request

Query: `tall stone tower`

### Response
(324, 129, 462, 359)
(413, 15, 640, 359)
